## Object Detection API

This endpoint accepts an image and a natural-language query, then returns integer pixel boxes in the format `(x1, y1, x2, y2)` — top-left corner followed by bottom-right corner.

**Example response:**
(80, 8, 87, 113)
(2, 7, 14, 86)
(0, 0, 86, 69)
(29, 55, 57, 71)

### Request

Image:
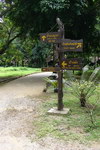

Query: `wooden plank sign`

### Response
(41, 67, 60, 72)
(60, 39, 83, 52)
(46, 32, 61, 43)
(61, 58, 83, 70)
(40, 32, 61, 43)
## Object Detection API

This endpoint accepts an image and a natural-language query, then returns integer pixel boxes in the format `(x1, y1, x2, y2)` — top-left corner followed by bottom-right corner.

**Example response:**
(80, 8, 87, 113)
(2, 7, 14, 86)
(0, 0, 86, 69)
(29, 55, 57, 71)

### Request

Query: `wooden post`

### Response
(56, 18, 64, 110)
(58, 52, 63, 110)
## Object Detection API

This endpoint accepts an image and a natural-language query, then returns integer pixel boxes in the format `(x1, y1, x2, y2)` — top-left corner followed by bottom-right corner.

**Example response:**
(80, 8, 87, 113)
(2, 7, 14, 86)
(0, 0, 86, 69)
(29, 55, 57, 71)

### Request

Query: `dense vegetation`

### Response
(0, 0, 100, 67)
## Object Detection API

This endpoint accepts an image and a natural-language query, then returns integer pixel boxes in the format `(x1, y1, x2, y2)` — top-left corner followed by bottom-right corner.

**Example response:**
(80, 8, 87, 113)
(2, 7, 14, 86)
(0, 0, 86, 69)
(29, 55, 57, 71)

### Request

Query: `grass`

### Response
(0, 67, 41, 78)
(33, 85, 100, 144)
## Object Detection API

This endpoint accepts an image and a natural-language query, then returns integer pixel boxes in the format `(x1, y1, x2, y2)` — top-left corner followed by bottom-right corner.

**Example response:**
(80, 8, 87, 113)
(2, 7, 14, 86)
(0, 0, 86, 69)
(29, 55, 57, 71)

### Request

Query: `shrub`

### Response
(64, 66, 100, 107)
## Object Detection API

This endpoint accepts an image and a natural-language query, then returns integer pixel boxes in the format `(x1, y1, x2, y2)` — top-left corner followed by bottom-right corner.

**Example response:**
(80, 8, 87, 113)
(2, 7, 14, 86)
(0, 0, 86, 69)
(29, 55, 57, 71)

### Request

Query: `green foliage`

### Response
(63, 66, 100, 129)
(0, 47, 23, 66)
(64, 66, 100, 107)
(68, 80, 96, 99)
(32, 41, 52, 67)
(0, 4, 35, 67)
(0, 67, 40, 78)
(0, 14, 21, 54)
(33, 88, 100, 142)
(0, 0, 100, 66)
(44, 77, 58, 88)
(3, 0, 99, 56)
(16, 37, 35, 67)
(40, 0, 69, 11)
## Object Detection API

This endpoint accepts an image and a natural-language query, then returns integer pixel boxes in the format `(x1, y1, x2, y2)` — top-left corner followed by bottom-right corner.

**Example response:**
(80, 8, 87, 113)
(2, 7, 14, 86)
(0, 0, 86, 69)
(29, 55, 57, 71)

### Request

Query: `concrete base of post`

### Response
(48, 107, 70, 115)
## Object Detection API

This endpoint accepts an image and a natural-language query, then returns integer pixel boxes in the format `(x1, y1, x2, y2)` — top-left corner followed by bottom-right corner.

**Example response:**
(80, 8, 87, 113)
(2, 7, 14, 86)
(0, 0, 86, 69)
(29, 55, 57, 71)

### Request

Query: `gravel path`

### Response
(0, 72, 99, 150)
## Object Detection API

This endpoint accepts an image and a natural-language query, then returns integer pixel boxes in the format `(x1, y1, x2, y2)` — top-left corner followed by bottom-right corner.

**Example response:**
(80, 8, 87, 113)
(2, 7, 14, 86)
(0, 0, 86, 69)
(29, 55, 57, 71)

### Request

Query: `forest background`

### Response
(0, 0, 100, 67)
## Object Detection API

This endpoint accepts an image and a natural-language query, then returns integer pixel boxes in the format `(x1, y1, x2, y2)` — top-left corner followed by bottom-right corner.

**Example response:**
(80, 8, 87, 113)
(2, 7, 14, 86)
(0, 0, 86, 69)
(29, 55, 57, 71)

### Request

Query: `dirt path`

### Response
(0, 72, 99, 150)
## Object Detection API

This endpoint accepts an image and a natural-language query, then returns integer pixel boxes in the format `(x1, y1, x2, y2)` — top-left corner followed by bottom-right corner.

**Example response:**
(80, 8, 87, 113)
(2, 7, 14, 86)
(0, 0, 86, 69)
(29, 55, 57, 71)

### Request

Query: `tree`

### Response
(4, 0, 99, 55)
(0, 46, 23, 66)
(31, 41, 52, 67)
(0, 17, 21, 55)
(0, 1, 23, 55)
(0, 0, 100, 59)
(17, 37, 35, 66)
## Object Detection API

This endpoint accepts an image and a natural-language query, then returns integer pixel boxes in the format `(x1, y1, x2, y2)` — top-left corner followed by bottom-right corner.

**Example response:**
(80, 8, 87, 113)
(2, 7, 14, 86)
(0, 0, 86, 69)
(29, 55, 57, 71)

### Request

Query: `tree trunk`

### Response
(80, 93, 86, 107)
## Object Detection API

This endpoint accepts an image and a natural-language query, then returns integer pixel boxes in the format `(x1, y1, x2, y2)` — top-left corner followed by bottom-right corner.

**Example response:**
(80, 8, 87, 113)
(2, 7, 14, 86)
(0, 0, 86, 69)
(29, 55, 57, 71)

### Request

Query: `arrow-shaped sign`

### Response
(61, 58, 83, 70)
(76, 43, 82, 48)
(61, 61, 67, 68)
(40, 33, 47, 42)
(60, 39, 83, 52)
(42, 35, 46, 41)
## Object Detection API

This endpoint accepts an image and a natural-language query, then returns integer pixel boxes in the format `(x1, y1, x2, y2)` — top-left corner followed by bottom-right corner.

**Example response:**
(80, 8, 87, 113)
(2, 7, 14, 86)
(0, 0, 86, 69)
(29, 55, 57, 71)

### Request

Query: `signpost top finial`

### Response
(56, 18, 64, 31)
(56, 18, 63, 27)
(56, 18, 64, 38)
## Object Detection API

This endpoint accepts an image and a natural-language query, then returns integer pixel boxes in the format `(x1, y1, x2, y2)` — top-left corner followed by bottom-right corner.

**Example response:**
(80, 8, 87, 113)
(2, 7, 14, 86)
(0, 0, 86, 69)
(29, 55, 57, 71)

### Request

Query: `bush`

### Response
(64, 66, 100, 107)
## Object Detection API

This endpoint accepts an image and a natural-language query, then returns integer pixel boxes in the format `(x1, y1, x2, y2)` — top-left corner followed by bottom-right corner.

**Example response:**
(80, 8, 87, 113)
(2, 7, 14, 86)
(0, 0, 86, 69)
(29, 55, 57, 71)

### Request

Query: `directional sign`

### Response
(60, 39, 83, 52)
(41, 67, 60, 72)
(46, 32, 61, 43)
(40, 32, 61, 43)
(61, 58, 83, 70)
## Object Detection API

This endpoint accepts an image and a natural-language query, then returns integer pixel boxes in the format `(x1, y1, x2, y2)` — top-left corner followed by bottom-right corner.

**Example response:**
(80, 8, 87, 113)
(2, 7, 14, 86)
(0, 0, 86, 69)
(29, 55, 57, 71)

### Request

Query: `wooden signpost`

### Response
(40, 18, 83, 111)
(56, 18, 64, 111)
